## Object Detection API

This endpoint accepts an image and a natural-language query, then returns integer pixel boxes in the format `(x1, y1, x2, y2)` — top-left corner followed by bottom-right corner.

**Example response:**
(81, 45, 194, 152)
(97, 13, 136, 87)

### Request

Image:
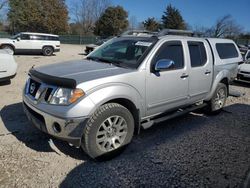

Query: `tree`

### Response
(161, 4, 186, 30)
(8, 0, 69, 34)
(0, 0, 7, 11)
(143, 17, 160, 31)
(94, 6, 128, 37)
(209, 15, 243, 38)
(71, 0, 110, 35)
(193, 15, 243, 38)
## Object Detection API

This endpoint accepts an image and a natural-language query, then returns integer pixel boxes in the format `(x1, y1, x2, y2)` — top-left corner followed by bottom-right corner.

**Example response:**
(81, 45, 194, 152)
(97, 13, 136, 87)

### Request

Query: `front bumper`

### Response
(23, 98, 88, 147)
(0, 73, 16, 82)
(236, 73, 250, 82)
(54, 48, 60, 52)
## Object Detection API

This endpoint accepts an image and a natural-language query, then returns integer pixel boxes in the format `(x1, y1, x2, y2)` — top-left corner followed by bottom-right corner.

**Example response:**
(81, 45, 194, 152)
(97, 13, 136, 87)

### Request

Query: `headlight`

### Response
(50, 88, 85, 105)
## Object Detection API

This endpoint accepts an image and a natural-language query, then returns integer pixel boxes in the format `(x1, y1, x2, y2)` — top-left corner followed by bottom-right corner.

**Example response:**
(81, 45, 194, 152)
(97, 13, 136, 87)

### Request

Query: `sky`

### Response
(66, 0, 250, 32)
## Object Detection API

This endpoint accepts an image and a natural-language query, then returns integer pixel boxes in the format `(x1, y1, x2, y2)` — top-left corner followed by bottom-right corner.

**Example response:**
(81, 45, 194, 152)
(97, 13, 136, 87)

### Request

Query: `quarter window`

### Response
(188, 41, 207, 67)
(153, 41, 184, 70)
(216, 43, 239, 59)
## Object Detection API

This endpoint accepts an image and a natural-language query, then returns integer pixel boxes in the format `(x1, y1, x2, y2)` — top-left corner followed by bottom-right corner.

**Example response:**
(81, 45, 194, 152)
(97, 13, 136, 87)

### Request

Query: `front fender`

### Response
(86, 84, 145, 117)
(205, 70, 229, 100)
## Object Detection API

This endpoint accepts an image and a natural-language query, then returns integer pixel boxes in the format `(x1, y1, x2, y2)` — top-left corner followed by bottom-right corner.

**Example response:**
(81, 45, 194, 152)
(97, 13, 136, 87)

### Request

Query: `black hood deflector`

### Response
(29, 68, 76, 89)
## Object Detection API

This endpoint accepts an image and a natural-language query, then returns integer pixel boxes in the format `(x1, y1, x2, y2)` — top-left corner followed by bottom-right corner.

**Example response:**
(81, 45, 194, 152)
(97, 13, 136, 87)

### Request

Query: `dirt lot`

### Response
(0, 44, 250, 188)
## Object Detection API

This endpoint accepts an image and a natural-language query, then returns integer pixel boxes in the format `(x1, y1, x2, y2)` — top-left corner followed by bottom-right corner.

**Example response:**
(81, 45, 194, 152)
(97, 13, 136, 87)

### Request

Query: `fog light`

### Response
(53, 122, 61, 133)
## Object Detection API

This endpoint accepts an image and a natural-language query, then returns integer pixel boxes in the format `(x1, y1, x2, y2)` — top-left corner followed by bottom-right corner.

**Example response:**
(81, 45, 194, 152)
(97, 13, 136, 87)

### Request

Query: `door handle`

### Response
(180, 73, 189, 79)
(205, 70, 211, 75)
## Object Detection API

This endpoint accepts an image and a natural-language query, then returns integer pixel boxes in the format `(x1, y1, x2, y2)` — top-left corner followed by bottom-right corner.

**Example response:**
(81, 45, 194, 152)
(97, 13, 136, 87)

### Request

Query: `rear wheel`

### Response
(81, 103, 134, 159)
(205, 83, 227, 114)
(42, 46, 54, 56)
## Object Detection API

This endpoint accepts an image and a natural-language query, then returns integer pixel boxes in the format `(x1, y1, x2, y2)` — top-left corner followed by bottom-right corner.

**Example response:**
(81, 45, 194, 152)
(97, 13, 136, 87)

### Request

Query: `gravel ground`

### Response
(0, 44, 250, 188)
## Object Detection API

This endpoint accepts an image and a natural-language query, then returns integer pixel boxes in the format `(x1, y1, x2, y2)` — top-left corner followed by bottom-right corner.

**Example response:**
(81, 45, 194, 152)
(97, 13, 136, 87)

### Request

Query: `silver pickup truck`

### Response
(23, 33, 242, 159)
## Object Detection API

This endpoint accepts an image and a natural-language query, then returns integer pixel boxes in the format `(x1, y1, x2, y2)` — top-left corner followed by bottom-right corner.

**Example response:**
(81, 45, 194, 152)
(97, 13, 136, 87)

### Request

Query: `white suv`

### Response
(0, 32, 60, 56)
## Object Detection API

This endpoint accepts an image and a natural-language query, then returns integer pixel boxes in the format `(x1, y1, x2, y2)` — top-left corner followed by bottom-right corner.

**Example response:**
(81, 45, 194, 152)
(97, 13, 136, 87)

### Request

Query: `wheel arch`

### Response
(0, 43, 15, 50)
(205, 70, 230, 100)
(104, 98, 141, 135)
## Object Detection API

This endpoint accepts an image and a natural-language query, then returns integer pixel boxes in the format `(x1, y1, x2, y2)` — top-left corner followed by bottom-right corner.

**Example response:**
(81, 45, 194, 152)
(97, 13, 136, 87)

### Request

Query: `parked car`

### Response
(237, 50, 250, 82)
(0, 32, 60, 56)
(23, 32, 242, 159)
(0, 49, 17, 82)
(85, 37, 113, 55)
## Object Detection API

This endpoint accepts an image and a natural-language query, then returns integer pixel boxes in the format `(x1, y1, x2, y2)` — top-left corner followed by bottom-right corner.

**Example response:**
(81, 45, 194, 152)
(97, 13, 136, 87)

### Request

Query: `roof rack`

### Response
(121, 30, 157, 37)
(157, 29, 194, 37)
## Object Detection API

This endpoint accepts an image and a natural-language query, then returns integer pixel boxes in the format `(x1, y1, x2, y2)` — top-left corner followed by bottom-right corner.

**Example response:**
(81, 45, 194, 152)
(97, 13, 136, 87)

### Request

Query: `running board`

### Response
(141, 103, 207, 130)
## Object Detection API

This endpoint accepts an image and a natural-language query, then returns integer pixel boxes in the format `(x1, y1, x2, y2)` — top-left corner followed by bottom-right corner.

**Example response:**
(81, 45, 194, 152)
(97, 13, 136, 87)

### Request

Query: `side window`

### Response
(20, 34, 30, 40)
(153, 41, 184, 70)
(216, 43, 239, 59)
(30, 35, 46, 40)
(188, 41, 207, 67)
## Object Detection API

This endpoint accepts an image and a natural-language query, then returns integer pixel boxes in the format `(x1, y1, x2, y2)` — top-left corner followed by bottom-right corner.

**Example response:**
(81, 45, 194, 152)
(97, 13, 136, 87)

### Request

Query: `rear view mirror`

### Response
(155, 59, 175, 72)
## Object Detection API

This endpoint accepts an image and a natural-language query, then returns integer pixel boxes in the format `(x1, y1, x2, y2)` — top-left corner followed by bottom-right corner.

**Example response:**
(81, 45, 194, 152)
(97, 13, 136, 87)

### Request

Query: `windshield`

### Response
(10, 34, 20, 39)
(87, 37, 157, 69)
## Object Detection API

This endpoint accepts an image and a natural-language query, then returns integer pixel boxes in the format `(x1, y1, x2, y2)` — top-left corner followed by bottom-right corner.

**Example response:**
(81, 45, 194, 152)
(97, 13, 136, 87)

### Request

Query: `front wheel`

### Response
(1, 45, 14, 55)
(82, 103, 134, 159)
(205, 83, 227, 114)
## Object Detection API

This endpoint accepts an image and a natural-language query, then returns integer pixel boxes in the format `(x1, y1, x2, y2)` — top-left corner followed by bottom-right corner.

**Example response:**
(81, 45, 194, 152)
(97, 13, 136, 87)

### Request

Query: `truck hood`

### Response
(0, 38, 13, 43)
(239, 63, 250, 72)
(34, 60, 134, 84)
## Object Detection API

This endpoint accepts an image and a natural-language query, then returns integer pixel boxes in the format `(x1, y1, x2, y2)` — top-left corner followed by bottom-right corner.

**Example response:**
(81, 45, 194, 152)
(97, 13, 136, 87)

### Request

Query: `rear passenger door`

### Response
(186, 40, 213, 102)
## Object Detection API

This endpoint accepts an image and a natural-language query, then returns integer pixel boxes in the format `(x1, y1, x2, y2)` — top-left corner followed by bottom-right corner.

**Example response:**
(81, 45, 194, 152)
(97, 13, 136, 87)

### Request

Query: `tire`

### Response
(205, 83, 227, 115)
(1, 45, 14, 54)
(42, 46, 54, 56)
(82, 103, 134, 159)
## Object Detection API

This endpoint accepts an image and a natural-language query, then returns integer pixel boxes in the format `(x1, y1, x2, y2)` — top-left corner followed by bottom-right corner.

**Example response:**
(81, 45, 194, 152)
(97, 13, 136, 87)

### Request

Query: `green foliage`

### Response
(8, 0, 69, 34)
(162, 4, 186, 30)
(143, 17, 160, 31)
(94, 6, 128, 36)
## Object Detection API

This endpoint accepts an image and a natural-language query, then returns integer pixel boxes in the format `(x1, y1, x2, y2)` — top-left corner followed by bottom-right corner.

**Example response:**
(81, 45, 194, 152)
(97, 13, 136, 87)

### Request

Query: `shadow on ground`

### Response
(0, 80, 11, 86)
(59, 103, 250, 188)
(0, 102, 87, 160)
(1, 102, 250, 187)
(232, 81, 250, 88)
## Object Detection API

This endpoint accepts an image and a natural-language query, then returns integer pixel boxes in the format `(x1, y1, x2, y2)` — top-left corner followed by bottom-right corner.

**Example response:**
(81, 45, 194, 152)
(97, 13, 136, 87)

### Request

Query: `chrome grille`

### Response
(26, 78, 57, 102)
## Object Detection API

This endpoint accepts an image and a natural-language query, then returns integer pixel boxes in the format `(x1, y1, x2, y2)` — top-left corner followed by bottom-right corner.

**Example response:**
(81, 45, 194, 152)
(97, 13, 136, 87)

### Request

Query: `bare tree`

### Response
(71, 0, 111, 35)
(211, 15, 243, 38)
(0, 0, 7, 11)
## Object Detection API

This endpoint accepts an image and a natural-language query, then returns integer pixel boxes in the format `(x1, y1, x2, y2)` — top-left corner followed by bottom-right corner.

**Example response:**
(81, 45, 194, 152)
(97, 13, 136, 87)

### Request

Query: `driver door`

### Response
(14, 34, 31, 51)
(146, 40, 189, 116)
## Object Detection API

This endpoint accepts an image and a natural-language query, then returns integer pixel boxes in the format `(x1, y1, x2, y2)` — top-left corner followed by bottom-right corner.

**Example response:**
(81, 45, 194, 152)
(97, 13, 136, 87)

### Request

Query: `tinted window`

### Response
(30, 35, 59, 41)
(216, 43, 239, 59)
(188, 41, 207, 67)
(21, 34, 30, 40)
(153, 41, 184, 70)
(30, 35, 45, 40)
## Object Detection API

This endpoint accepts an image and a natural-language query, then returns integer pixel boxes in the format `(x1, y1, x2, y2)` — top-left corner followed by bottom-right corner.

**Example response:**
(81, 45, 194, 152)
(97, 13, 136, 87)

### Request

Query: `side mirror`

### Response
(155, 59, 175, 72)
(17, 37, 21, 41)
